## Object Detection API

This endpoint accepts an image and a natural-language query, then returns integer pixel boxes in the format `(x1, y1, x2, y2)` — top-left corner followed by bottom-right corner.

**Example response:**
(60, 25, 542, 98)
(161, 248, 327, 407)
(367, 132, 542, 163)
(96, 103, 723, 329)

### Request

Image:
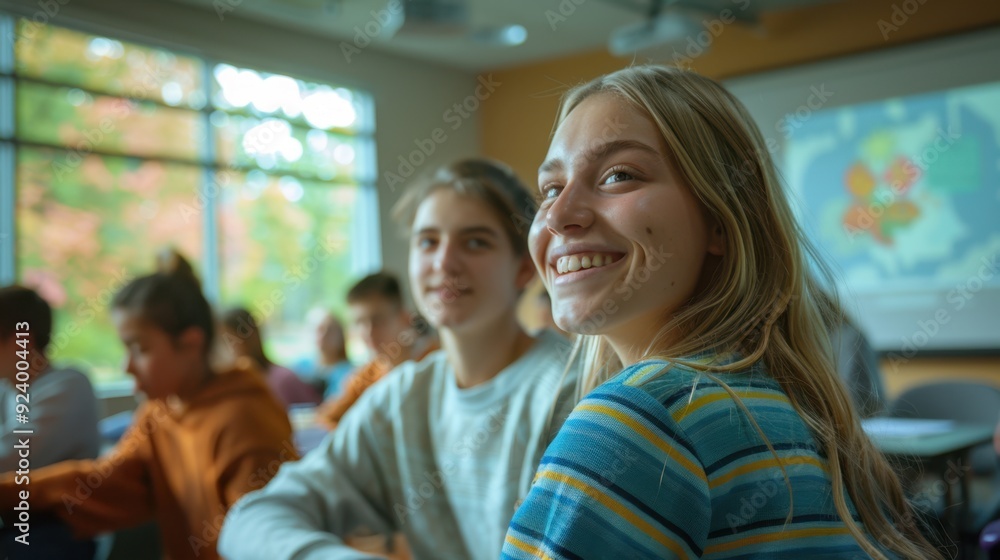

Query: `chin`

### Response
(435, 315, 468, 330)
(555, 313, 607, 337)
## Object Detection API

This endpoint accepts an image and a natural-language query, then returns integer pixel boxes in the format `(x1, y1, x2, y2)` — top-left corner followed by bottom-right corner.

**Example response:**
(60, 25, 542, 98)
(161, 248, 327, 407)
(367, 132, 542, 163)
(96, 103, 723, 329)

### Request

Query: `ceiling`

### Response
(167, 0, 835, 70)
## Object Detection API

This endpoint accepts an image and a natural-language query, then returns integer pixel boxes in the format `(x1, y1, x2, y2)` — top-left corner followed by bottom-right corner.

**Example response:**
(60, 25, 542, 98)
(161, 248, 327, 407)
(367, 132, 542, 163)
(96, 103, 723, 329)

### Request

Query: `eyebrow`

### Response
(538, 139, 662, 176)
(121, 335, 140, 346)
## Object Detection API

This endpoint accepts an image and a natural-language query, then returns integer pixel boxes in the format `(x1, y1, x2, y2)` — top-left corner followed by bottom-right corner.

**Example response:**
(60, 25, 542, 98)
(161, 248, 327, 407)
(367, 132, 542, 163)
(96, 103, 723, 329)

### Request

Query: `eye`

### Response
(602, 168, 635, 185)
(416, 237, 437, 249)
(541, 185, 562, 200)
(466, 238, 490, 249)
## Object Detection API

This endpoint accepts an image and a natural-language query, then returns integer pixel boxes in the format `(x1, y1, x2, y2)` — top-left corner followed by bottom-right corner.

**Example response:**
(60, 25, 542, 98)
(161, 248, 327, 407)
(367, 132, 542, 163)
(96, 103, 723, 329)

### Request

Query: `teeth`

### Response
(554, 253, 619, 275)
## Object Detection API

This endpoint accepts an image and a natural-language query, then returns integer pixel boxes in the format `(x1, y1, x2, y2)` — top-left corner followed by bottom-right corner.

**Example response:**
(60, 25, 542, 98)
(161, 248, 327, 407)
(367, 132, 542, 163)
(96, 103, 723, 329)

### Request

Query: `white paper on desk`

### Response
(862, 418, 957, 437)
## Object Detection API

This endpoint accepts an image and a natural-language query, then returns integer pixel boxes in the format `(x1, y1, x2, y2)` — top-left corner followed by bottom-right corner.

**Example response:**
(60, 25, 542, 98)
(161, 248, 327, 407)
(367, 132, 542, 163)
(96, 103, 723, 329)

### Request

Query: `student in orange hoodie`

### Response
(0, 251, 295, 560)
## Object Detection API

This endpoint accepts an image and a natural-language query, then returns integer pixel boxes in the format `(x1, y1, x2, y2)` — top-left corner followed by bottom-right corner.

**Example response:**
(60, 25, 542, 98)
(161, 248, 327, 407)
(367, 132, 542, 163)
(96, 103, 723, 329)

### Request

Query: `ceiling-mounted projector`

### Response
(394, 0, 469, 36)
(608, 9, 707, 60)
(379, 0, 526, 46)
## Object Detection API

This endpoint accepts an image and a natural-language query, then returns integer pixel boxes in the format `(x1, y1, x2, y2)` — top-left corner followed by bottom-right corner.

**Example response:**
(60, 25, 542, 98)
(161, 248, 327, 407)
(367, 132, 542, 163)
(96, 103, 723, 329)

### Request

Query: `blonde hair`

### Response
(553, 66, 942, 560)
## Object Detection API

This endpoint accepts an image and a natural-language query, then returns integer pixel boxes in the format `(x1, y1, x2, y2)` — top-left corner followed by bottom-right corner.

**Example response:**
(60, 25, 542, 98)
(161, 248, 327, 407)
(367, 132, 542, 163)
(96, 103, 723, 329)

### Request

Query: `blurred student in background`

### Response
(219, 159, 578, 560)
(0, 251, 295, 560)
(222, 307, 321, 409)
(0, 285, 100, 559)
(0, 285, 100, 472)
(293, 310, 355, 400)
(316, 272, 436, 430)
(830, 312, 887, 418)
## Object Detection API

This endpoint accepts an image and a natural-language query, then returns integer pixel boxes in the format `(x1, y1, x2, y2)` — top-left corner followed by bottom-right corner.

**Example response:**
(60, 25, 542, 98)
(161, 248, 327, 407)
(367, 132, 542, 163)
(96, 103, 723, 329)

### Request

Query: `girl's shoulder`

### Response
(597, 356, 789, 426)
(612, 354, 776, 392)
(574, 357, 819, 477)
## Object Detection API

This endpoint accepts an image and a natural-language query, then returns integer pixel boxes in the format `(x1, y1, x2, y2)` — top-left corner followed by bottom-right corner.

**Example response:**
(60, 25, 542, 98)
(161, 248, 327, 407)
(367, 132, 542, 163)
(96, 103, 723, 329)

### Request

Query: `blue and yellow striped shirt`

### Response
(503, 358, 877, 559)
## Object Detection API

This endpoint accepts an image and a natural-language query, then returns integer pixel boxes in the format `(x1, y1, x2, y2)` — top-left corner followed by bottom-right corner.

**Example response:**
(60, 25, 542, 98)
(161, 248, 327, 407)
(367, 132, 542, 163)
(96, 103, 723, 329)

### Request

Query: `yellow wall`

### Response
(494, 0, 1000, 394)
(881, 357, 1000, 398)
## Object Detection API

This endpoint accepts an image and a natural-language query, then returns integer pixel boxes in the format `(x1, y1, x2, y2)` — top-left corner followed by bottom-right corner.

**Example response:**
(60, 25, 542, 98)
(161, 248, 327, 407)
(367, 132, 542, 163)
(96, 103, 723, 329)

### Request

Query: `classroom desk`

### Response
(863, 419, 995, 458)
(863, 418, 995, 548)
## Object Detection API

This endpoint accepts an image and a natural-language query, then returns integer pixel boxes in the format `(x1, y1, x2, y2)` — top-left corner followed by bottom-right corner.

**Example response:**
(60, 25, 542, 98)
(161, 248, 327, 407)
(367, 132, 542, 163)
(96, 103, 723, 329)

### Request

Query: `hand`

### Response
(346, 532, 412, 560)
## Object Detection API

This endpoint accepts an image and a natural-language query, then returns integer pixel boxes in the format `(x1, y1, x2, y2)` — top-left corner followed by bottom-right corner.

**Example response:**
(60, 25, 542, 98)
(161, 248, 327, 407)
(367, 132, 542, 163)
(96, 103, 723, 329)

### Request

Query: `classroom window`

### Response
(0, 16, 378, 387)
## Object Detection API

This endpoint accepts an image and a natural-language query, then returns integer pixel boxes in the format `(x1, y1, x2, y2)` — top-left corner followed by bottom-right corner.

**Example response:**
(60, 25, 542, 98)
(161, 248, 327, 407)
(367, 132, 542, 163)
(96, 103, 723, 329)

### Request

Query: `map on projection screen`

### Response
(782, 80, 1000, 352)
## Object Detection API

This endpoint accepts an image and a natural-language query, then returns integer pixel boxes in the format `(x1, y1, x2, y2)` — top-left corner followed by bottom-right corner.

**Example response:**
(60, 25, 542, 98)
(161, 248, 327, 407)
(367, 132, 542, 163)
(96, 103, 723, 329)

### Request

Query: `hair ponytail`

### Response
(112, 249, 215, 356)
(156, 248, 198, 282)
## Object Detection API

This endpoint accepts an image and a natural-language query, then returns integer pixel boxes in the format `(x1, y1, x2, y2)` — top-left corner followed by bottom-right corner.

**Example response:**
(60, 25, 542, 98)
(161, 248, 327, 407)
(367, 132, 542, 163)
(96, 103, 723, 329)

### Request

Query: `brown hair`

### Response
(111, 249, 214, 357)
(0, 285, 53, 352)
(346, 272, 403, 309)
(391, 158, 537, 256)
(221, 306, 270, 367)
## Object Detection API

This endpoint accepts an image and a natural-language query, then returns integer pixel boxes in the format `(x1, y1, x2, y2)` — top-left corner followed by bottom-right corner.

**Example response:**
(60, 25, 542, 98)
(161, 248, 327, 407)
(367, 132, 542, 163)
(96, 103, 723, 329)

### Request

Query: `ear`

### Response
(515, 252, 537, 291)
(177, 326, 206, 355)
(706, 216, 726, 257)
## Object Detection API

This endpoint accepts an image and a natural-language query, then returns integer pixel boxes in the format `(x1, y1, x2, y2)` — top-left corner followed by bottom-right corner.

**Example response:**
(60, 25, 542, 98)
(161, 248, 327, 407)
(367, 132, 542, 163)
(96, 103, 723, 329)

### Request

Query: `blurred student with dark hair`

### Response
(316, 271, 436, 429)
(0, 251, 295, 560)
(293, 310, 355, 399)
(0, 285, 100, 472)
(0, 284, 101, 559)
(221, 307, 321, 409)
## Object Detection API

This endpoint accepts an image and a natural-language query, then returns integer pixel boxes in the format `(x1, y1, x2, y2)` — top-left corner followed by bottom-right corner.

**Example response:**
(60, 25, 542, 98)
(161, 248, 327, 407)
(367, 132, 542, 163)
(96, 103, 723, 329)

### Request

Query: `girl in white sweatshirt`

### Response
(220, 158, 578, 560)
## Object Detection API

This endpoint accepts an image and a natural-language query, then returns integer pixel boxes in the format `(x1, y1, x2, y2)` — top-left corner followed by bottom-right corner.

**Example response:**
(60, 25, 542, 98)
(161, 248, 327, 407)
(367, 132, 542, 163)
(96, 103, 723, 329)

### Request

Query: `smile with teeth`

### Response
(555, 253, 623, 275)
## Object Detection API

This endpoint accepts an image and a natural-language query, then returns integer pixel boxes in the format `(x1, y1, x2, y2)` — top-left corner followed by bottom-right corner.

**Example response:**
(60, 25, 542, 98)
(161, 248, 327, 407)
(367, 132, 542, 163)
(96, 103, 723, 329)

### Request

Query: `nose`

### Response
(544, 180, 594, 235)
(432, 238, 462, 275)
(123, 353, 138, 377)
(358, 320, 378, 344)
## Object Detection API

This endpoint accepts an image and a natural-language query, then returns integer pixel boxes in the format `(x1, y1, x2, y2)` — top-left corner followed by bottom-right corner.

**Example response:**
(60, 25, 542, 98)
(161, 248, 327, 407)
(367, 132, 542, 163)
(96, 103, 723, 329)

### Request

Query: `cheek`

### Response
(528, 216, 549, 276)
(408, 256, 427, 304)
(132, 354, 151, 377)
(632, 193, 703, 259)
(408, 252, 424, 283)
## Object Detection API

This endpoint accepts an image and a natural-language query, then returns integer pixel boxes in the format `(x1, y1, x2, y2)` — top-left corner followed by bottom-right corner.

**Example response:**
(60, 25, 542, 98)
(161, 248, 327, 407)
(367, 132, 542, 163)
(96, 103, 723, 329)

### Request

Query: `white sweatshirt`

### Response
(219, 330, 577, 560)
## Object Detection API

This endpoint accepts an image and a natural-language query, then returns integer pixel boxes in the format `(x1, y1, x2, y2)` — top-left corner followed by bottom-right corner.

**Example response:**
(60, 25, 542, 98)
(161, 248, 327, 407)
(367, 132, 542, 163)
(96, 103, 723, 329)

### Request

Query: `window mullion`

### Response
(0, 14, 16, 284)
(201, 60, 220, 305)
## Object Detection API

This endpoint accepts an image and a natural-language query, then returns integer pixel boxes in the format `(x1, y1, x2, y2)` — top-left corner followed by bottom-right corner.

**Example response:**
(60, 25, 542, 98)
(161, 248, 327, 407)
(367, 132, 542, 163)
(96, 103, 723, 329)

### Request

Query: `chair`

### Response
(889, 382, 1000, 475)
(888, 381, 1000, 556)
(982, 519, 1000, 559)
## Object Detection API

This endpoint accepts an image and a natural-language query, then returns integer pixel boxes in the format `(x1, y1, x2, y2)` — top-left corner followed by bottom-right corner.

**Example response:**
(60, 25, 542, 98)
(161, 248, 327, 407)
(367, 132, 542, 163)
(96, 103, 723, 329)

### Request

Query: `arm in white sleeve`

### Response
(219, 388, 399, 560)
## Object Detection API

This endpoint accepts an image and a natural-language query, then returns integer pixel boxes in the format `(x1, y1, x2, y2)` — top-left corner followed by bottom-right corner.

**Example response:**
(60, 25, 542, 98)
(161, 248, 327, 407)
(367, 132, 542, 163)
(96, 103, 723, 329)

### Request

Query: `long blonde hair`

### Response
(553, 66, 942, 560)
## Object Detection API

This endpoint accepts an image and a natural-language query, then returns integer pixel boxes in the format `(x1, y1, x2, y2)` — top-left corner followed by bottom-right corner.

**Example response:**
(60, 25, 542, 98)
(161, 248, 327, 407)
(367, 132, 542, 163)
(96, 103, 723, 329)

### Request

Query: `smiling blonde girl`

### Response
(502, 67, 941, 560)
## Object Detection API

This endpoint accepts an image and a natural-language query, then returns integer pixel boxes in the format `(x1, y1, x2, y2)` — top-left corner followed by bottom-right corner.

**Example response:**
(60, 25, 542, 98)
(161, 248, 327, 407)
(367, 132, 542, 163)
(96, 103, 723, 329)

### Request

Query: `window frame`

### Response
(0, 11, 381, 388)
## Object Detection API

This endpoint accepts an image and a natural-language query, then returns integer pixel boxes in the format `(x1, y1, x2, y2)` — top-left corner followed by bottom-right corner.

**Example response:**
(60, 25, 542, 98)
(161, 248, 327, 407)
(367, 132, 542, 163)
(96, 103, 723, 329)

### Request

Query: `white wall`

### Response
(2, 0, 483, 301)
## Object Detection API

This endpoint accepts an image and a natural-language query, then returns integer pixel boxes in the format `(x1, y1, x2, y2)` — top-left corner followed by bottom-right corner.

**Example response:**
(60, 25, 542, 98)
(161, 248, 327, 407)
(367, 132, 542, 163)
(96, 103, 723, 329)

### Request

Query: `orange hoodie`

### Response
(318, 343, 438, 430)
(0, 363, 296, 560)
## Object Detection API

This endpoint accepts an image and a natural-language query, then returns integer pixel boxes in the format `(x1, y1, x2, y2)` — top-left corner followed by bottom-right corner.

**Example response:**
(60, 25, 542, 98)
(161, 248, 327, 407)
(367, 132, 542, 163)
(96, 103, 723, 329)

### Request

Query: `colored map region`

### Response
(783, 80, 1000, 292)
